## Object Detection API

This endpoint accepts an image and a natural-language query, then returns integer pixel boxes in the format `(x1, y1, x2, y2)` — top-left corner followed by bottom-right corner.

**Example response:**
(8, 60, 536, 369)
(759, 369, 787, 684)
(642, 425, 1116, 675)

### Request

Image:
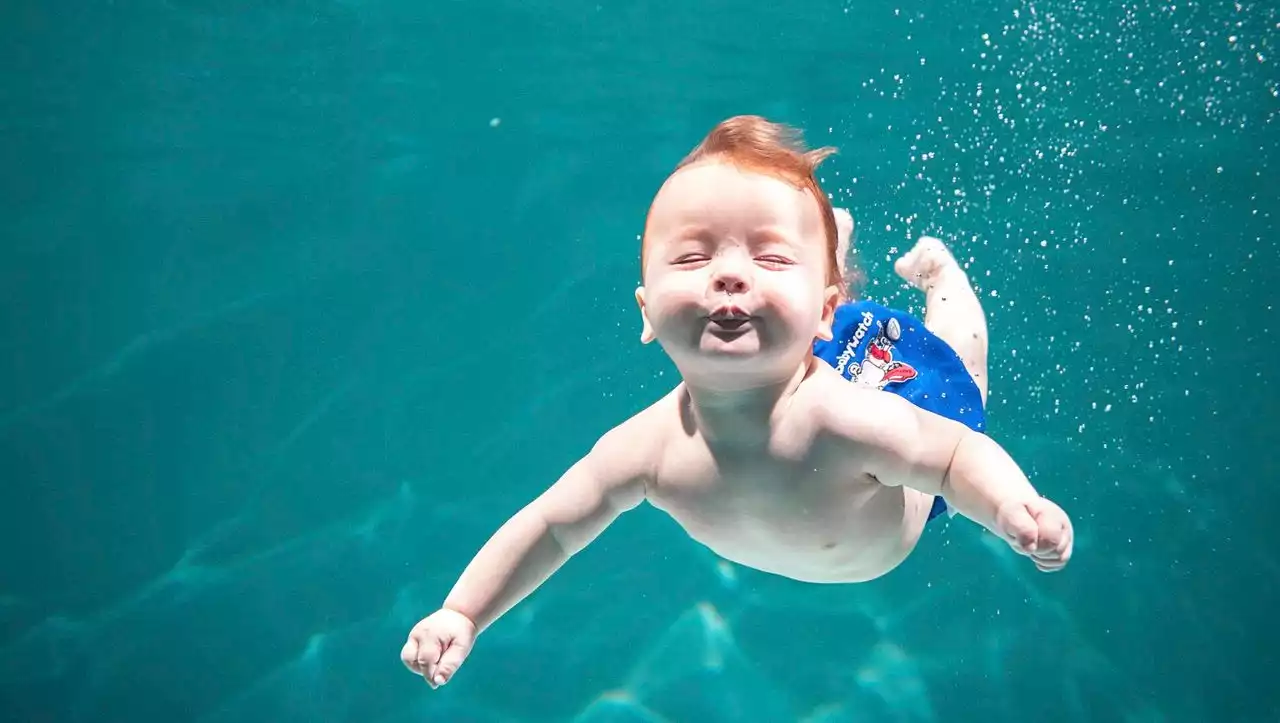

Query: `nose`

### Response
(710, 258, 751, 295)
(712, 269, 749, 295)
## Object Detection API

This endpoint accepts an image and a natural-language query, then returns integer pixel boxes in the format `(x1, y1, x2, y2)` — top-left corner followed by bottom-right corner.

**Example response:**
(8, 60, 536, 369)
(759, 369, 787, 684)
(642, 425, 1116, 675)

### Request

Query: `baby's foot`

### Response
(894, 236, 963, 291)
(834, 208, 854, 271)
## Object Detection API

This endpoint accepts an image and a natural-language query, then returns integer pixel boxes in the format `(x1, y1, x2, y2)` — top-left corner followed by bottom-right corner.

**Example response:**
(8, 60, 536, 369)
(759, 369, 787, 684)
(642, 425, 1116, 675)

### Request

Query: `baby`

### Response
(401, 116, 1073, 688)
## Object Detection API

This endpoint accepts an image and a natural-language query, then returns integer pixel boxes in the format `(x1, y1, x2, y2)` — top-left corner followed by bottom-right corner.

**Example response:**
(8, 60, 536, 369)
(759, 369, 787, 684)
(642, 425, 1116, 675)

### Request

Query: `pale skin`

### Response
(833, 206, 990, 404)
(401, 162, 1073, 688)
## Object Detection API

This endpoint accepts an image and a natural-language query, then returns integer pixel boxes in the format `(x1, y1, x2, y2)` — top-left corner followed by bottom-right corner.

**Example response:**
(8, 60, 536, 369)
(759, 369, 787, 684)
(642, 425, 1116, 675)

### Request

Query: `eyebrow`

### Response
(660, 224, 806, 251)
(747, 226, 800, 246)
(668, 224, 715, 242)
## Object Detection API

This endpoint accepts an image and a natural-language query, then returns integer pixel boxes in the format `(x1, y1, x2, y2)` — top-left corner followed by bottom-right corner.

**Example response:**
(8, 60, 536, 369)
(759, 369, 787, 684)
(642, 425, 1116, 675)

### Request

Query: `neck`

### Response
(680, 358, 816, 447)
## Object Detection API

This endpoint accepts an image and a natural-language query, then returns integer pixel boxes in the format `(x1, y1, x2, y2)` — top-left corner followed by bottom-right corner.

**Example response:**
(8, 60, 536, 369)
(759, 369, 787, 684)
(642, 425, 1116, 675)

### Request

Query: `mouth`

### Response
(707, 306, 752, 331)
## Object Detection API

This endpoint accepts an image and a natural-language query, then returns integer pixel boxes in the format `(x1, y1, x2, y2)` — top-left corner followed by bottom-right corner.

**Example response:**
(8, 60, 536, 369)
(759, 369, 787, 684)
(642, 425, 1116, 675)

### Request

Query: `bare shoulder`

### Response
(581, 388, 680, 507)
(804, 366, 916, 443)
(803, 364, 968, 485)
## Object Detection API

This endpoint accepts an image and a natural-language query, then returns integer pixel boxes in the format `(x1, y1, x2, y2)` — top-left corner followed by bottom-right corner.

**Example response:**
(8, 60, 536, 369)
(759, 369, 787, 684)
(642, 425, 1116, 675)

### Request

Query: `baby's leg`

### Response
(834, 208, 854, 280)
(894, 237, 989, 404)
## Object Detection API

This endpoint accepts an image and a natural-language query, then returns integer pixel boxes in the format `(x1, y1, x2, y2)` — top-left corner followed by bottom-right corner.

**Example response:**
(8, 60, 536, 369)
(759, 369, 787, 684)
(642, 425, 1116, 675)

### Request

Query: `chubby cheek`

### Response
(647, 280, 705, 324)
(773, 282, 831, 340)
(764, 276, 820, 314)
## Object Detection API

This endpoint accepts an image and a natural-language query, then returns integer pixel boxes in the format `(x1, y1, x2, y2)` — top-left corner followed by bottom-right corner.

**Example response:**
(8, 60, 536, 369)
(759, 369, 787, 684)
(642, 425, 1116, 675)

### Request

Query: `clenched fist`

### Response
(995, 496, 1074, 572)
(400, 608, 477, 688)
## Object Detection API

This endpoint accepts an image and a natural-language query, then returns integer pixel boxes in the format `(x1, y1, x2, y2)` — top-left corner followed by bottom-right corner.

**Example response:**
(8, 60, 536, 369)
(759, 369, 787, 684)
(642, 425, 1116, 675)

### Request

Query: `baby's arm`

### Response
(821, 383, 1072, 571)
(401, 423, 650, 686)
(443, 425, 649, 631)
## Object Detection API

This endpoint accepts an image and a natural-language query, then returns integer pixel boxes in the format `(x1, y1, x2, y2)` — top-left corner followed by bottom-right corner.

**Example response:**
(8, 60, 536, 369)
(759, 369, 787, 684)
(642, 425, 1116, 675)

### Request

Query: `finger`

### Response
(1021, 503, 1058, 553)
(415, 637, 445, 688)
(433, 636, 474, 687)
(1033, 556, 1071, 574)
(1035, 558, 1064, 572)
(1031, 527, 1062, 557)
(1034, 543, 1071, 572)
(1004, 512, 1039, 553)
(400, 637, 422, 674)
(1056, 534, 1073, 567)
(1034, 518, 1072, 559)
(1050, 524, 1069, 556)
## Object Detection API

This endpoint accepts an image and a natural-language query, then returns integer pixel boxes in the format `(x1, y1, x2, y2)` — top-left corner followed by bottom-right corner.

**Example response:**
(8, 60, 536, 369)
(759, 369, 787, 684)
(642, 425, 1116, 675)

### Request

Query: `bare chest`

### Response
(646, 438, 919, 582)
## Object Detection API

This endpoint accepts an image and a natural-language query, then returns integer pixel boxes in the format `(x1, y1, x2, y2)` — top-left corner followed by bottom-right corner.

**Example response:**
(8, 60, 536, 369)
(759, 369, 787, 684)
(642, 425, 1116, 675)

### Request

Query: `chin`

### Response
(698, 337, 762, 356)
(693, 343, 804, 378)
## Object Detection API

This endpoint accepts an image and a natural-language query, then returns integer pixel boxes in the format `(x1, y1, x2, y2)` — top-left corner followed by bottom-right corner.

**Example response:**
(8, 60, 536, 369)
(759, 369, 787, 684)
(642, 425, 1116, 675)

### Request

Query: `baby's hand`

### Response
(994, 497, 1074, 572)
(400, 608, 477, 688)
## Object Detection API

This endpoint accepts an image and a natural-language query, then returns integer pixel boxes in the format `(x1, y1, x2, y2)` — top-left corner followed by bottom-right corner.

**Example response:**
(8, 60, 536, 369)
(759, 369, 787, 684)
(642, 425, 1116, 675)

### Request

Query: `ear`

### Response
(815, 285, 841, 342)
(635, 286, 656, 344)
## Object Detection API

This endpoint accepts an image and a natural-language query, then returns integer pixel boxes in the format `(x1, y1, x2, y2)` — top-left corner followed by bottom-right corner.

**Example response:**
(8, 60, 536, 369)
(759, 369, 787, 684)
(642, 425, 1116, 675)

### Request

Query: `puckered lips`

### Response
(707, 305, 753, 333)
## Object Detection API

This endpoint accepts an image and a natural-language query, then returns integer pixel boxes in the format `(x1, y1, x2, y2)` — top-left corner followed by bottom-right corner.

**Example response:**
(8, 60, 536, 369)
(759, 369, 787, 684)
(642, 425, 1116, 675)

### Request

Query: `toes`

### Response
(893, 254, 913, 280)
(894, 250, 927, 282)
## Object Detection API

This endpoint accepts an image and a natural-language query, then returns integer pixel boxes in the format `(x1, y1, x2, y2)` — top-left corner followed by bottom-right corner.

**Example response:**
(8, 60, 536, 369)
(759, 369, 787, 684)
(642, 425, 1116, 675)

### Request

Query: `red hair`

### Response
(644, 115, 843, 290)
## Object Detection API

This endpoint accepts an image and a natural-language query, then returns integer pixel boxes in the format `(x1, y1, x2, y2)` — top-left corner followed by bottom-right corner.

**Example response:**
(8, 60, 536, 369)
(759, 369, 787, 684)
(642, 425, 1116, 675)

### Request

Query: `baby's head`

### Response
(636, 115, 846, 387)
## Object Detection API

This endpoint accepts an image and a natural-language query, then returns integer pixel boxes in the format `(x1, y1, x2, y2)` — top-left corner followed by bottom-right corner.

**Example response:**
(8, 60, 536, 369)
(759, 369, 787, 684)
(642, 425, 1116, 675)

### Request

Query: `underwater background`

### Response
(1, 0, 1276, 721)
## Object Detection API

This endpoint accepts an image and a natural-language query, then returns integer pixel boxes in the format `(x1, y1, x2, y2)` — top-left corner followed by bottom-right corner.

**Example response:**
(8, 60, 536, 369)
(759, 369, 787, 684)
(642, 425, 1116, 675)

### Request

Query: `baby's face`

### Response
(637, 161, 839, 385)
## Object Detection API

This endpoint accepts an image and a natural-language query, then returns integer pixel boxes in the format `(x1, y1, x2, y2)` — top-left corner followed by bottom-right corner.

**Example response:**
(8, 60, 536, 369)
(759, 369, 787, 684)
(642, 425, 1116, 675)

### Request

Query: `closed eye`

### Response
(674, 254, 710, 265)
(756, 255, 795, 266)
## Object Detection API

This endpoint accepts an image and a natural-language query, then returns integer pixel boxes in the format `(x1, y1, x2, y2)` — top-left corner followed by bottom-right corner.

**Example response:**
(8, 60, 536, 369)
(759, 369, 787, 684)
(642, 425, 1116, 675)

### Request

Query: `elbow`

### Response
(545, 518, 575, 558)
(517, 503, 569, 558)
(537, 501, 600, 558)
(505, 503, 571, 559)
(938, 430, 975, 499)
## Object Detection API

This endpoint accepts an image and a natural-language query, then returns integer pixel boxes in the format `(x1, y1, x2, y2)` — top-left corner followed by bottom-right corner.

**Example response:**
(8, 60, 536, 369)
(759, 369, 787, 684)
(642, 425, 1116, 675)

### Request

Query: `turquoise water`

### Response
(2, 1, 1276, 721)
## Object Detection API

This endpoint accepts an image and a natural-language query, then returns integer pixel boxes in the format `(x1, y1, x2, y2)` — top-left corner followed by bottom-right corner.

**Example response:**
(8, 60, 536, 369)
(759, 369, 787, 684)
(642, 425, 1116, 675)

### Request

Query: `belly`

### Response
(649, 484, 928, 583)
